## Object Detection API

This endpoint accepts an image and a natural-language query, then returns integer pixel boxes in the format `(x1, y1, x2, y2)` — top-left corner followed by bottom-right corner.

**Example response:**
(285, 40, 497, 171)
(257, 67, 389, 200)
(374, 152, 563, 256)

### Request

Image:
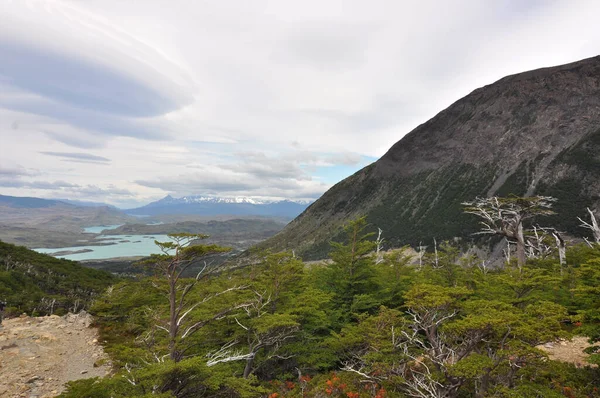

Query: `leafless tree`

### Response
(375, 228, 384, 265)
(551, 229, 566, 273)
(433, 238, 439, 268)
(476, 260, 491, 276)
(578, 207, 600, 244)
(463, 196, 556, 268)
(417, 242, 426, 270)
(3, 255, 19, 271)
(525, 226, 554, 260)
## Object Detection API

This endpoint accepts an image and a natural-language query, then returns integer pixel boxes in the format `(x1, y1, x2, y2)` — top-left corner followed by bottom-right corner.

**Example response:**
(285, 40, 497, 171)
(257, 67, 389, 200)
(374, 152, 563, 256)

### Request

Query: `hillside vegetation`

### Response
(57, 203, 600, 398)
(0, 241, 116, 316)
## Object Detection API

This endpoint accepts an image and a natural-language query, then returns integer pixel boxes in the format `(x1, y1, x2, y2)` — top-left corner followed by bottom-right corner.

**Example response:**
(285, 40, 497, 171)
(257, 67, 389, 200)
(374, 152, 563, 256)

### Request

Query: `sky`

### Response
(0, 0, 599, 208)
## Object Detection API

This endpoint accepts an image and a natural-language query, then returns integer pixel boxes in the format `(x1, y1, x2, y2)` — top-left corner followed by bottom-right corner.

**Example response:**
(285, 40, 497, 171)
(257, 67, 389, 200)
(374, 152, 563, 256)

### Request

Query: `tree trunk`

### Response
(552, 231, 566, 275)
(243, 353, 255, 378)
(587, 208, 600, 243)
(516, 224, 526, 269)
(169, 277, 179, 361)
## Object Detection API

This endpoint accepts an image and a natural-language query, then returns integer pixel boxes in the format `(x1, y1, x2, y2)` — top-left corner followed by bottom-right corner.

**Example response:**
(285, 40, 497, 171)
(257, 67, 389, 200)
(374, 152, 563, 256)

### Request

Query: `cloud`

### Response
(273, 22, 371, 70)
(3, 0, 600, 205)
(0, 0, 194, 145)
(219, 152, 310, 180)
(0, 165, 38, 177)
(0, 178, 80, 190)
(135, 161, 330, 199)
(325, 153, 363, 166)
(73, 184, 135, 197)
(40, 152, 111, 163)
(0, 82, 173, 142)
(0, 41, 188, 117)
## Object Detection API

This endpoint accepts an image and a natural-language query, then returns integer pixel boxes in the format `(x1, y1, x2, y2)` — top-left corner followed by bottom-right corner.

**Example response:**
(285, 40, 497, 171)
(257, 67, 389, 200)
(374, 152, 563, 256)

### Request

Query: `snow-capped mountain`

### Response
(160, 195, 271, 205)
(125, 195, 313, 219)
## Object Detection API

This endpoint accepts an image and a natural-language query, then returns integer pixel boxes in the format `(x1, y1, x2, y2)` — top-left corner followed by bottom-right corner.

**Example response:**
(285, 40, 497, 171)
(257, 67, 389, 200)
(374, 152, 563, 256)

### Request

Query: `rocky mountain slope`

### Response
(260, 56, 600, 259)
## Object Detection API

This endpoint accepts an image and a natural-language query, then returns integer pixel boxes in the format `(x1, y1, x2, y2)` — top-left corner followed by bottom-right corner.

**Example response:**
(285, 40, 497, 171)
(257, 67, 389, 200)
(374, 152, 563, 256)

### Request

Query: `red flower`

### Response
(285, 381, 296, 390)
(300, 375, 312, 383)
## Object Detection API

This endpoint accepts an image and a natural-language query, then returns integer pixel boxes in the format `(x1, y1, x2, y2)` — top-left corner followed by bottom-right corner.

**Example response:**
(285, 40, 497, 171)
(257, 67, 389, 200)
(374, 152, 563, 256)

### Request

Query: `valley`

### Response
(2, 4, 600, 395)
(0, 195, 295, 265)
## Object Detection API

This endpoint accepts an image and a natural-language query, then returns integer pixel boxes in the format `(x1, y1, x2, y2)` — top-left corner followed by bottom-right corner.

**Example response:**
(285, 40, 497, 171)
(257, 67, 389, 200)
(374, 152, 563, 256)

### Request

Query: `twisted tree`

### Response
(463, 196, 556, 268)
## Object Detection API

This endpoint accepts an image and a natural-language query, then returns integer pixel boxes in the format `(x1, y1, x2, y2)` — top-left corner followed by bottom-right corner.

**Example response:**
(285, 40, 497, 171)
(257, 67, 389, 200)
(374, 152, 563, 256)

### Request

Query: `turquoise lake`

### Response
(82, 224, 124, 233)
(34, 224, 176, 261)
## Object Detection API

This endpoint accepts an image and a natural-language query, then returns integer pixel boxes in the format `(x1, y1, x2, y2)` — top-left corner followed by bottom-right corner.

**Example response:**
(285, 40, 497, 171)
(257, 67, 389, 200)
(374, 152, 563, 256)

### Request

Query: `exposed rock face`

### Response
(261, 56, 600, 259)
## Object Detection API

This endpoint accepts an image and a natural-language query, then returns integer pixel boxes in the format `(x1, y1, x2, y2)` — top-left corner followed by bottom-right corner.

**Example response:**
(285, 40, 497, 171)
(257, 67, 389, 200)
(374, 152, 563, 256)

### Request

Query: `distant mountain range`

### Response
(57, 199, 118, 208)
(0, 195, 117, 209)
(0, 194, 73, 209)
(125, 195, 313, 219)
(259, 55, 600, 259)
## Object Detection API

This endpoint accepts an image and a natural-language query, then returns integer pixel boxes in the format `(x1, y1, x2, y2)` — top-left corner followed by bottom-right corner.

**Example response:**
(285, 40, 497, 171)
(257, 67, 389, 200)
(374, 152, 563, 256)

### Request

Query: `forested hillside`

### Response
(57, 203, 600, 398)
(0, 241, 115, 316)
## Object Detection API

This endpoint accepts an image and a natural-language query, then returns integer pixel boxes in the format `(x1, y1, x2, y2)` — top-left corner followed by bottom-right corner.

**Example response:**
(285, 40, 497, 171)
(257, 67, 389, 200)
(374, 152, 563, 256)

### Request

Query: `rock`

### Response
(26, 376, 40, 384)
(80, 370, 88, 375)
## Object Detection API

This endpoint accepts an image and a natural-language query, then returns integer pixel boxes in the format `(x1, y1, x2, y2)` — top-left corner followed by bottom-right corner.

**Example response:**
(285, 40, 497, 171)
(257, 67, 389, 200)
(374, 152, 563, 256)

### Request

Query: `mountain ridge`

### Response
(126, 195, 313, 218)
(0, 194, 74, 209)
(258, 55, 600, 259)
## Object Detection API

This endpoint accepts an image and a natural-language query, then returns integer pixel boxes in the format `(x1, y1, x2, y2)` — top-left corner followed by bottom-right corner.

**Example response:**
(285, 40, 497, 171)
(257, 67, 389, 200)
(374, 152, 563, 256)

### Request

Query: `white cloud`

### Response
(1, 0, 600, 206)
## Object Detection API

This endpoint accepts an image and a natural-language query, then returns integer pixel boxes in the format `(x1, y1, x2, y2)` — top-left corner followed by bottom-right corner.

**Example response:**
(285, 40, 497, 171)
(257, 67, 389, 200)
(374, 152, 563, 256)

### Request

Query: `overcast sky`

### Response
(1, 0, 599, 208)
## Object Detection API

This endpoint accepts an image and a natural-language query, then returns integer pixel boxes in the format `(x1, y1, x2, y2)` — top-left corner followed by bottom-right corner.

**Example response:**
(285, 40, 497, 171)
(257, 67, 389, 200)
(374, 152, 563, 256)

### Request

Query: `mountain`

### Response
(259, 56, 600, 259)
(57, 199, 118, 208)
(104, 218, 285, 237)
(0, 194, 72, 209)
(126, 195, 313, 219)
(0, 194, 135, 248)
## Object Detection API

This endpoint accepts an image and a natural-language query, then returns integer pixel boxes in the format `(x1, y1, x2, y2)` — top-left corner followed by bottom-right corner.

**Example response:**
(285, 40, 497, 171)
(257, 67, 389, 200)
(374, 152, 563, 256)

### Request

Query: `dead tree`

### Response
(375, 228, 384, 265)
(524, 226, 553, 260)
(551, 229, 566, 274)
(463, 196, 556, 268)
(578, 207, 600, 245)
(525, 226, 566, 273)
(417, 242, 427, 270)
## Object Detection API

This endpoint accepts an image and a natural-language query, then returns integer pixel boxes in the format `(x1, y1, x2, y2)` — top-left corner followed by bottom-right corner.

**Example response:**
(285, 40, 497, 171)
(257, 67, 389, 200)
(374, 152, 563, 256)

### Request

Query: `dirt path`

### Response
(538, 336, 599, 368)
(0, 312, 111, 398)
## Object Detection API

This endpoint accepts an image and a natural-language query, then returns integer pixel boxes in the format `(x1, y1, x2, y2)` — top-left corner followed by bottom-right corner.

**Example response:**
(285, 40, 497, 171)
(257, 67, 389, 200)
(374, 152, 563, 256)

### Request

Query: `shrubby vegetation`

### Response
(6, 198, 597, 397)
(0, 241, 115, 316)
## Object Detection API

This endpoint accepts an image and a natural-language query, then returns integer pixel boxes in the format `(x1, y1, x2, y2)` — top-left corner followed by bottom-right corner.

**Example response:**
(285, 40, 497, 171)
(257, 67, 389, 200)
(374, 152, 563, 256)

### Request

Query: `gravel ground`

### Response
(0, 312, 111, 397)
(537, 336, 599, 368)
